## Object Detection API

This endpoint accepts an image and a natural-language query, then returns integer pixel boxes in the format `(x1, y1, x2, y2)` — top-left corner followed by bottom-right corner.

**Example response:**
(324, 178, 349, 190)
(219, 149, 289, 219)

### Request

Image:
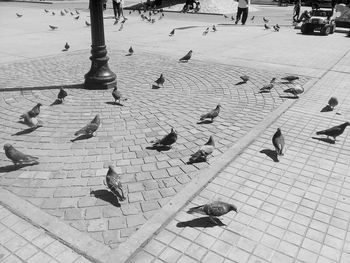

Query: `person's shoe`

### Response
(235, 21, 238, 24)
(241, 23, 245, 25)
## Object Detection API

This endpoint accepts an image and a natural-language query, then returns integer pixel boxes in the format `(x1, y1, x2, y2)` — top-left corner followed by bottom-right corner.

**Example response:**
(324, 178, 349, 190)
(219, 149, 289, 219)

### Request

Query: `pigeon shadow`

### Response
(90, 189, 121, 207)
(151, 84, 161, 89)
(235, 81, 247, 85)
(259, 90, 271, 94)
(71, 134, 93, 142)
(197, 119, 213, 125)
(260, 149, 279, 162)
(176, 217, 225, 228)
(0, 163, 38, 173)
(146, 145, 171, 152)
(105, 101, 124, 106)
(125, 53, 132, 56)
(279, 95, 298, 99)
(50, 99, 63, 106)
(320, 105, 333, 112)
(312, 137, 335, 144)
(178, 60, 189, 63)
(12, 126, 41, 136)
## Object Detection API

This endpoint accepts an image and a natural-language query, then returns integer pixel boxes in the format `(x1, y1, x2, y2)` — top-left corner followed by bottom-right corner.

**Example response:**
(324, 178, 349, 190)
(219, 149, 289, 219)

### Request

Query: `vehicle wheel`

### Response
(301, 24, 312, 34)
(321, 25, 330, 36)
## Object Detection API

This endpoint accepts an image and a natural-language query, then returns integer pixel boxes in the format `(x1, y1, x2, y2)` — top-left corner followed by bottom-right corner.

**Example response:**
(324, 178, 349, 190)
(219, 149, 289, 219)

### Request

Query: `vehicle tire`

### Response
(321, 25, 330, 36)
(301, 24, 312, 34)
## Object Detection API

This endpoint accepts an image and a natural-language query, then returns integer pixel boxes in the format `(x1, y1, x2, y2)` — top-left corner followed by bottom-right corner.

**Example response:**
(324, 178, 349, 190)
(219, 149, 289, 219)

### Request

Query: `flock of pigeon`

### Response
(7, 5, 350, 224)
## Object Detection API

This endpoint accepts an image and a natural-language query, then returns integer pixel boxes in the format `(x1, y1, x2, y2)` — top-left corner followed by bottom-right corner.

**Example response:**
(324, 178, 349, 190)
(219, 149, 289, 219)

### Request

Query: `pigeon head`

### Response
(3, 144, 12, 151)
(189, 50, 193, 54)
(37, 103, 42, 107)
(113, 86, 117, 92)
(271, 78, 276, 83)
(217, 104, 222, 109)
(170, 128, 177, 134)
(344, 122, 350, 127)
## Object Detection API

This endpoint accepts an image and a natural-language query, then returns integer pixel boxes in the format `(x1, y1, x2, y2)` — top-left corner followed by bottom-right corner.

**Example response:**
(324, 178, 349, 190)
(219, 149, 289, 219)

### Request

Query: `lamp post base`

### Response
(84, 45, 117, 90)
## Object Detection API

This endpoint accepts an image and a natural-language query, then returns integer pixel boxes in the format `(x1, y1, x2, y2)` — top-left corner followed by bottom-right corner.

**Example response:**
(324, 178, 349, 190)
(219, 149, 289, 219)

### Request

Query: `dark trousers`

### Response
(236, 7, 248, 24)
(112, 1, 121, 18)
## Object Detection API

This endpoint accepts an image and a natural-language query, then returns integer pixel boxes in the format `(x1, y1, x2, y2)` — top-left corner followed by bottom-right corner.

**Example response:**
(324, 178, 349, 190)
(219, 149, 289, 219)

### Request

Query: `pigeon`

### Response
(187, 201, 238, 224)
(169, 29, 175, 36)
(189, 136, 215, 163)
(273, 25, 279, 31)
(75, 16, 79, 20)
(76, 10, 80, 14)
(112, 87, 127, 104)
(129, 10, 132, 15)
(64, 9, 69, 13)
(49, 25, 58, 30)
(74, 114, 100, 137)
(85, 21, 91, 26)
(179, 50, 193, 62)
(3, 144, 39, 166)
(263, 17, 269, 23)
(260, 78, 276, 92)
(104, 165, 126, 201)
(128, 46, 134, 55)
(212, 25, 217, 32)
(70, 11, 75, 15)
(151, 128, 177, 148)
(240, 75, 249, 83)
(231, 16, 235, 21)
(16, 13, 23, 18)
(283, 85, 304, 98)
(203, 27, 209, 35)
(44, 9, 49, 13)
(264, 24, 270, 30)
(223, 14, 228, 18)
(52, 12, 55, 15)
(251, 15, 255, 21)
(275, 24, 280, 29)
(316, 122, 350, 141)
(282, 75, 299, 83)
(57, 88, 67, 101)
(272, 128, 284, 156)
(154, 73, 165, 87)
(21, 113, 42, 128)
(200, 104, 221, 122)
(20, 103, 42, 119)
(62, 42, 70, 51)
(61, 10, 65, 16)
(328, 97, 338, 110)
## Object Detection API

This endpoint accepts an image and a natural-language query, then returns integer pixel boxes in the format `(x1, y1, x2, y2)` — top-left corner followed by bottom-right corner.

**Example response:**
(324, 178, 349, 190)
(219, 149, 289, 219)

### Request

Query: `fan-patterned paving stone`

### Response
(128, 71, 350, 262)
(0, 49, 310, 247)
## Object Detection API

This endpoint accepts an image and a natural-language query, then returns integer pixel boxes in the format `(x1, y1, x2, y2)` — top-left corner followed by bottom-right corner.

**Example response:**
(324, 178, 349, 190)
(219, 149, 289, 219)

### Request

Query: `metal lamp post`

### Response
(85, 0, 116, 90)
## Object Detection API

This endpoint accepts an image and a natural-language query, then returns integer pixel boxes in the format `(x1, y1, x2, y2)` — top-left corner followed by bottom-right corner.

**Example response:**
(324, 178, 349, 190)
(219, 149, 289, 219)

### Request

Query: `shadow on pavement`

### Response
(260, 149, 279, 162)
(146, 145, 171, 152)
(235, 81, 246, 85)
(320, 105, 332, 112)
(90, 189, 121, 207)
(197, 119, 213, 124)
(12, 126, 42, 136)
(71, 134, 93, 142)
(279, 95, 298, 99)
(312, 136, 335, 144)
(176, 217, 225, 228)
(0, 163, 38, 173)
(105, 101, 124, 106)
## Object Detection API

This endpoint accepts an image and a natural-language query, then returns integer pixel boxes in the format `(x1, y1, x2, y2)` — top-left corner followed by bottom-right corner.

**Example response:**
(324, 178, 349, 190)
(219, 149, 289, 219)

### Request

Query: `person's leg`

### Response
(112, 1, 117, 18)
(116, 2, 121, 19)
(242, 7, 248, 24)
(236, 7, 243, 24)
(120, 4, 124, 18)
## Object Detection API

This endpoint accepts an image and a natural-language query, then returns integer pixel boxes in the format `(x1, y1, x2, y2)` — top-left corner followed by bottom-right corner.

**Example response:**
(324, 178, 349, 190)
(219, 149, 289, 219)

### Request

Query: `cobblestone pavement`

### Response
(0, 204, 92, 263)
(0, 49, 311, 248)
(128, 67, 350, 262)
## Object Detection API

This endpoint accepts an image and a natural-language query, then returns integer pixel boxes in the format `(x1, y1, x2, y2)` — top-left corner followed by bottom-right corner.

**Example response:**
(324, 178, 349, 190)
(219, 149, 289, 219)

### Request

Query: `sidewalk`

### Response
(128, 55, 350, 262)
(0, 204, 92, 263)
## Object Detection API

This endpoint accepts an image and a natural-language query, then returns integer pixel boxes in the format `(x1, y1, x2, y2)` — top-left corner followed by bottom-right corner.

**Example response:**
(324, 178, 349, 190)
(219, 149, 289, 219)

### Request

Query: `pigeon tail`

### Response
(187, 205, 206, 215)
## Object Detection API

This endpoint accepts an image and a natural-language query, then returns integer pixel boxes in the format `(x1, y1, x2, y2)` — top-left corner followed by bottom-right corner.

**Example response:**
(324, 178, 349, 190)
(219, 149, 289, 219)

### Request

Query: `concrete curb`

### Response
(0, 0, 53, 4)
(0, 83, 83, 92)
(108, 76, 320, 263)
(0, 187, 111, 263)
